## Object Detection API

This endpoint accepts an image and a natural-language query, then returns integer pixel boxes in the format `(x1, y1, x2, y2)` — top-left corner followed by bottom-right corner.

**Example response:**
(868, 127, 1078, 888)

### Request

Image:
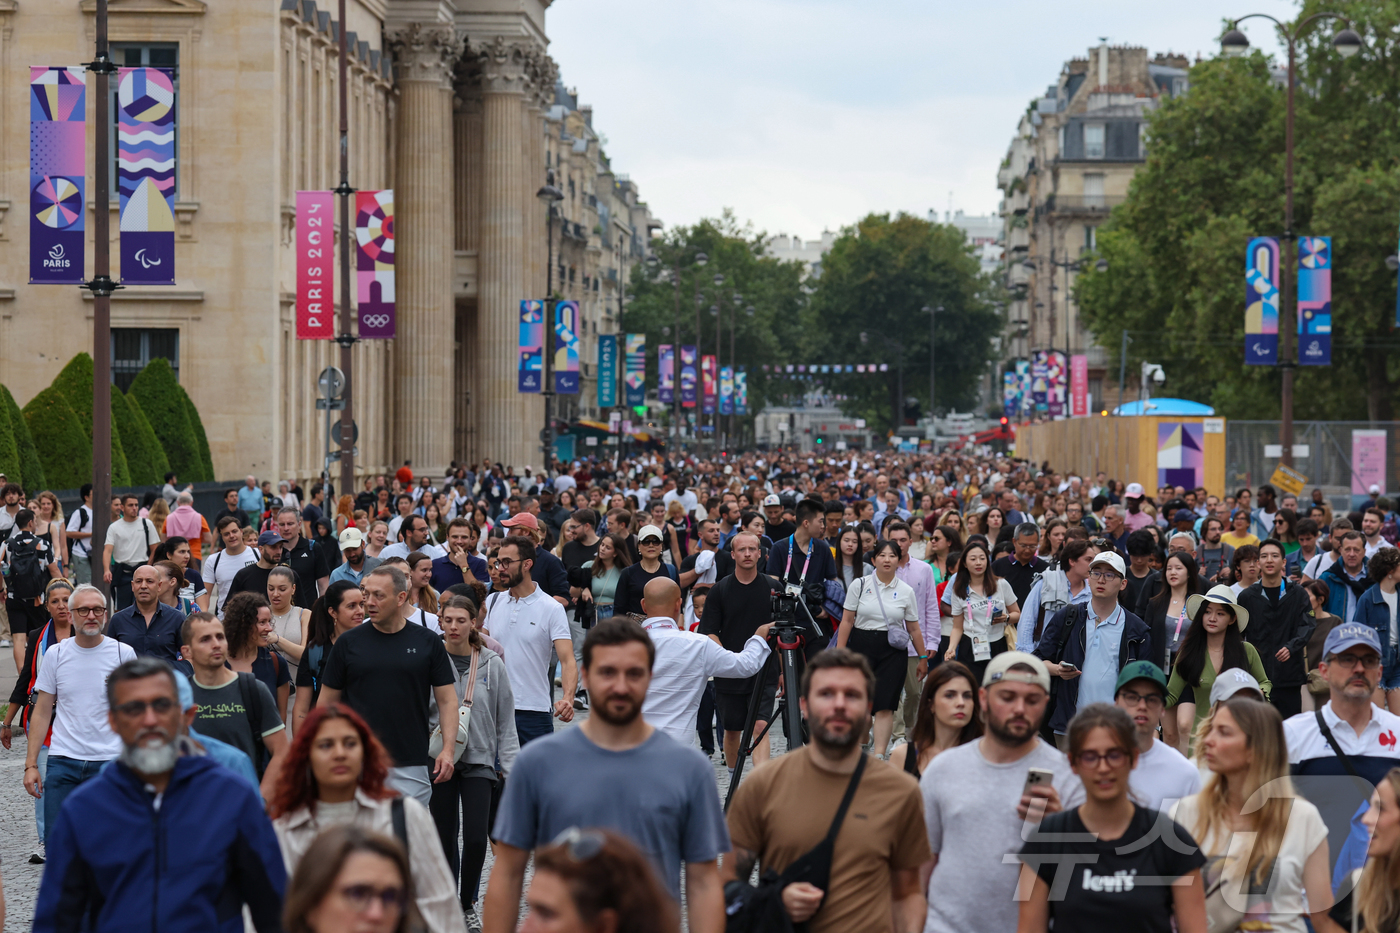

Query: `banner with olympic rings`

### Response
(356, 190, 395, 338)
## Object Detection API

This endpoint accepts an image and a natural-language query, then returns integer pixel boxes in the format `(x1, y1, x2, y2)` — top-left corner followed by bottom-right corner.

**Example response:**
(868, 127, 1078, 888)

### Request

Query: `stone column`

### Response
(473, 37, 540, 469)
(387, 23, 461, 475)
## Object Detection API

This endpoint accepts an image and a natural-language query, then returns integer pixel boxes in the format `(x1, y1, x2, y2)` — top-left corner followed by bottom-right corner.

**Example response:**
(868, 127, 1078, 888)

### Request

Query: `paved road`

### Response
(0, 680, 789, 931)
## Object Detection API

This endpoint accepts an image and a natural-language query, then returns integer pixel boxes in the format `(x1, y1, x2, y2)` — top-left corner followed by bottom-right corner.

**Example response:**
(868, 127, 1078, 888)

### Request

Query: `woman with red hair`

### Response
(269, 703, 467, 933)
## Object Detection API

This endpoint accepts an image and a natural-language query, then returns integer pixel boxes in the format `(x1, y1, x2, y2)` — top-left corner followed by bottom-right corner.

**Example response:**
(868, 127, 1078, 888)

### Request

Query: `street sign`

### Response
(1269, 464, 1308, 497)
(317, 366, 345, 400)
(315, 398, 347, 410)
(331, 420, 358, 445)
(326, 446, 359, 461)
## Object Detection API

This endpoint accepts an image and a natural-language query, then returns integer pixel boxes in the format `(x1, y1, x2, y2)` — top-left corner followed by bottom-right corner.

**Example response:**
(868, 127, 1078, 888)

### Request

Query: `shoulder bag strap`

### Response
(1315, 709, 1364, 781)
(463, 648, 481, 710)
(390, 797, 410, 857)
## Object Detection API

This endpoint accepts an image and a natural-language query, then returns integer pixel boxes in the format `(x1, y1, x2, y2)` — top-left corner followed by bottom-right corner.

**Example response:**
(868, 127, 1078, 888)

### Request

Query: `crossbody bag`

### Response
(428, 649, 479, 762)
(868, 576, 910, 651)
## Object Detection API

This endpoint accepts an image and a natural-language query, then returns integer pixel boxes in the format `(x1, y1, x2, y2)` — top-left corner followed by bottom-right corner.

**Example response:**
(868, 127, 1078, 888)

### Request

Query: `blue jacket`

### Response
(1033, 602, 1152, 734)
(34, 755, 286, 933)
(1353, 583, 1397, 672)
(1320, 559, 1370, 623)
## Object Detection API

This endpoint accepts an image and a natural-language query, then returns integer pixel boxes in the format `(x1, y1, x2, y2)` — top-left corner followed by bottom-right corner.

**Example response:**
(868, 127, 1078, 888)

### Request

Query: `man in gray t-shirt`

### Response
(921, 652, 1078, 933)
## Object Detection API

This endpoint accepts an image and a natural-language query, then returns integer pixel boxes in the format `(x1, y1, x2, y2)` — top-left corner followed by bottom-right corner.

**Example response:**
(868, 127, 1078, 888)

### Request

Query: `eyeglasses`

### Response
(550, 826, 606, 861)
(112, 697, 177, 718)
(1117, 690, 1165, 709)
(491, 558, 522, 570)
(1089, 570, 1123, 582)
(339, 884, 406, 914)
(1328, 653, 1381, 671)
(1074, 748, 1130, 768)
(72, 606, 106, 617)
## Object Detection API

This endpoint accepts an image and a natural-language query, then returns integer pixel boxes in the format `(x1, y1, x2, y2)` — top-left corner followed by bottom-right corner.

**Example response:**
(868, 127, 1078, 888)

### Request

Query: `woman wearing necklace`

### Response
(269, 703, 466, 933)
(887, 660, 981, 779)
(1167, 585, 1271, 751)
(266, 566, 311, 683)
(405, 551, 442, 632)
(942, 540, 1019, 684)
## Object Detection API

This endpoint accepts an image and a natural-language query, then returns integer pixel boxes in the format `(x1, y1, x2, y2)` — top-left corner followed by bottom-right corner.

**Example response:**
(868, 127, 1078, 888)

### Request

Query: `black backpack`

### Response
(8, 532, 49, 600)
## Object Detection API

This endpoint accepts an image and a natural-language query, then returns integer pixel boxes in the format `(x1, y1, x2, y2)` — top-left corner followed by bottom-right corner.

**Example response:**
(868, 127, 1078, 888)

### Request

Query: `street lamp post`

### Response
(647, 250, 707, 451)
(921, 305, 940, 424)
(537, 171, 565, 465)
(1222, 15, 1360, 467)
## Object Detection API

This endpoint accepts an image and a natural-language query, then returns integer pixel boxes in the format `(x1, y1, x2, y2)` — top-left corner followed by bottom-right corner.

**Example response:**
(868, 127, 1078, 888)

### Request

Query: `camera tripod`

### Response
(723, 593, 826, 812)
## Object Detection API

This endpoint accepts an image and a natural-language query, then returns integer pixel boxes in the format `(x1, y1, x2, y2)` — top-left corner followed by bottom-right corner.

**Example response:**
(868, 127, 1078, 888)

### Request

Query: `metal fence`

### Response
(1225, 421, 1400, 508)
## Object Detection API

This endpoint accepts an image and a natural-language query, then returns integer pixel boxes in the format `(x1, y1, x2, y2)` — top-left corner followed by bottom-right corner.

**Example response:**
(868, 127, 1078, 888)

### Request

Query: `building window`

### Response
(1084, 225, 1096, 252)
(1138, 122, 1147, 158)
(1082, 173, 1105, 209)
(1057, 125, 1065, 155)
(111, 328, 179, 392)
(109, 44, 179, 199)
(1083, 123, 1104, 159)
(1172, 77, 1189, 97)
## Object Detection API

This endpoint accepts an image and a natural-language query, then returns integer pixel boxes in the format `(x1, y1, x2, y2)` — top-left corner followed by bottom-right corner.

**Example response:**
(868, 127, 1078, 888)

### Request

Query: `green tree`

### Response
(50, 353, 135, 485)
(1077, 6, 1400, 419)
(622, 211, 806, 425)
(0, 393, 21, 487)
(22, 387, 90, 490)
(129, 358, 201, 482)
(114, 390, 170, 486)
(2, 385, 45, 491)
(178, 384, 215, 481)
(801, 212, 1000, 432)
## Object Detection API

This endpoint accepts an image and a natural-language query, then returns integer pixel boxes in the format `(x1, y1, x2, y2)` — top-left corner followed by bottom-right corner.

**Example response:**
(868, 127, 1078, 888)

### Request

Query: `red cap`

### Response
(501, 512, 540, 531)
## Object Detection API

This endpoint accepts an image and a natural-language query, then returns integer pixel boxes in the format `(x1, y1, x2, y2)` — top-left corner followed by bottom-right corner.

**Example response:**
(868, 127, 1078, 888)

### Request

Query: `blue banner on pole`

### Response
(1245, 236, 1279, 365)
(1297, 237, 1331, 366)
(518, 300, 543, 392)
(554, 300, 580, 394)
(598, 334, 618, 407)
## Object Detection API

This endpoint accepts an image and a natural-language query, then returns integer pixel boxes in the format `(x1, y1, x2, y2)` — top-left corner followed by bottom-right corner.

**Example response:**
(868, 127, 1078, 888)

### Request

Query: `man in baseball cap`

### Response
(1110, 661, 1201, 809)
(329, 526, 381, 586)
(1122, 482, 1154, 534)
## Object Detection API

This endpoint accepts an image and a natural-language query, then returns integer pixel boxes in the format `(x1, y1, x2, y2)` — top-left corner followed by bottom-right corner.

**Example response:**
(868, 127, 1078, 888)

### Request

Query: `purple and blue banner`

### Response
(117, 67, 176, 284)
(719, 365, 734, 415)
(735, 368, 748, 416)
(625, 334, 646, 406)
(658, 344, 674, 403)
(518, 300, 543, 392)
(1298, 236, 1331, 366)
(554, 300, 580, 394)
(597, 334, 617, 407)
(680, 345, 697, 408)
(356, 190, 395, 338)
(30, 66, 86, 284)
(1245, 236, 1279, 365)
(701, 354, 717, 414)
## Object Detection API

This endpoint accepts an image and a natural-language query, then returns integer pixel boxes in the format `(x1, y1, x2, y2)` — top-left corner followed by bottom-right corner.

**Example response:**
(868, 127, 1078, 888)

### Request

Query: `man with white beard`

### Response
(33, 656, 287, 933)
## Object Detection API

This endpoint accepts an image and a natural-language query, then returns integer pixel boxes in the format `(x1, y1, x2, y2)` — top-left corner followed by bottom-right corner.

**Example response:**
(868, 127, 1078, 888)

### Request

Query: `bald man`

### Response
(638, 577, 773, 747)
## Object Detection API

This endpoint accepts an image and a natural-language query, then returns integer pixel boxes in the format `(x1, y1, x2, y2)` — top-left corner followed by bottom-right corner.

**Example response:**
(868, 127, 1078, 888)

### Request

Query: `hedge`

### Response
(0, 395, 22, 488)
(51, 353, 135, 485)
(2, 385, 44, 491)
(116, 391, 170, 486)
(22, 386, 89, 490)
(129, 358, 201, 483)
(178, 384, 214, 482)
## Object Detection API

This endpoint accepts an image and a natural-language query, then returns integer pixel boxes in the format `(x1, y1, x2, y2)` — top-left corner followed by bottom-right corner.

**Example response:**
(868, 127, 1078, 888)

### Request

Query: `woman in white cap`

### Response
(1167, 585, 1271, 752)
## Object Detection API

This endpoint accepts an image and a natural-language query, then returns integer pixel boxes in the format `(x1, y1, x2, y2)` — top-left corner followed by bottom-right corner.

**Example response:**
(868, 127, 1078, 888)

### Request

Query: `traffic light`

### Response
(1000, 417, 1009, 426)
(815, 435, 825, 445)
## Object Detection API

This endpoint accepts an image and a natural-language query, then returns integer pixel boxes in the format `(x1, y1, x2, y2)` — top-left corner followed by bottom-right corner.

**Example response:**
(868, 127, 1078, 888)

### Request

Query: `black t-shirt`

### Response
(282, 536, 330, 609)
(228, 563, 272, 602)
(765, 535, 838, 589)
(699, 572, 780, 694)
(214, 507, 250, 529)
(767, 519, 797, 541)
(301, 502, 324, 527)
(561, 538, 600, 572)
(680, 549, 735, 586)
(1018, 805, 1205, 933)
(991, 554, 1048, 607)
(1126, 568, 1157, 618)
(190, 673, 282, 774)
(320, 621, 455, 768)
(612, 561, 678, 616)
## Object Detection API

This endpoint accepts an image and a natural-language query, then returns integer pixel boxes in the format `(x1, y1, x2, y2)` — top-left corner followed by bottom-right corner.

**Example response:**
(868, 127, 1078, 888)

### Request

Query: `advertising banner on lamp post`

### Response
(624, 334, 646, 406)
(296, 190, 334, 339)
(29, 67, 86, 284)
(680, 345, 697, 408)
(719, 365, 734, 415)
(518, 300, 543, 392)
(658, 344, 674, 403)
(1070, 354, 1089, 417)
(701, 355, 717, 414)
(1297, 236, 1331, 366)
(117, 67, 176, 284)
(554, 300, 580, 394)
(355, 190, 395, 338)
(597, 334, 617, 407)
(1245, 236, 1280, 365)
(735, 368, 748, 416)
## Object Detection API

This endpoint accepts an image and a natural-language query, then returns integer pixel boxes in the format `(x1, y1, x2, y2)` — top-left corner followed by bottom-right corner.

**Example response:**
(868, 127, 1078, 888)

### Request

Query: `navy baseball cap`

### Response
(1173, 509, 1197, 524)
(257, 531, 284, 547)
(1323, 622, 1382, 658)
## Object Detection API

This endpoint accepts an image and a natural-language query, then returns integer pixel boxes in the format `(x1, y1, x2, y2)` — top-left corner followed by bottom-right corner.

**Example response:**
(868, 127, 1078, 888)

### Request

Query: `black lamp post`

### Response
(536, 171, 564, 463)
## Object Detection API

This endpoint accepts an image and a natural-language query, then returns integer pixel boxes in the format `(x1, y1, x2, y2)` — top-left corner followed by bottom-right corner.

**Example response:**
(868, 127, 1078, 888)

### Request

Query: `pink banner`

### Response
(1352, 429, 1387, 495)
(1070, 354, 1089, 417)
(296, 190, 334, 339)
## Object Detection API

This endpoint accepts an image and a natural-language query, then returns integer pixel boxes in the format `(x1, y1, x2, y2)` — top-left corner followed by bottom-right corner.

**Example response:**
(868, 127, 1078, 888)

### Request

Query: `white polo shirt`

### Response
(480, 584, 570, 713)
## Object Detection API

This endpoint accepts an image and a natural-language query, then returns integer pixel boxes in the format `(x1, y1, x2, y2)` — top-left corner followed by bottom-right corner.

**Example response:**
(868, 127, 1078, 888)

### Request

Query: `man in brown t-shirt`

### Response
(722, 648, 931, 932)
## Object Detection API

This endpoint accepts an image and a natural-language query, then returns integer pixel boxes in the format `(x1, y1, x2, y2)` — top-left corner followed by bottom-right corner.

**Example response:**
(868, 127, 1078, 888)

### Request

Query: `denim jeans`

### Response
(386, 765, 432, 809)
(34, 745, 48, 842)
(45, 754, 110, 843)
(515, 710, 554, 746)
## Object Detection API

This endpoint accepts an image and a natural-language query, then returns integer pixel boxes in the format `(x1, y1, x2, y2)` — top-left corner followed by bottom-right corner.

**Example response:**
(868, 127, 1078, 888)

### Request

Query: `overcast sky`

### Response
(546, 0, 1297, 240)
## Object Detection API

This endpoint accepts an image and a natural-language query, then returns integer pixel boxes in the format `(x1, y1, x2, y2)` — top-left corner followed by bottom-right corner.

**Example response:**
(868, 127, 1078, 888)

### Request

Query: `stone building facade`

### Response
(0, 0, 655, 482)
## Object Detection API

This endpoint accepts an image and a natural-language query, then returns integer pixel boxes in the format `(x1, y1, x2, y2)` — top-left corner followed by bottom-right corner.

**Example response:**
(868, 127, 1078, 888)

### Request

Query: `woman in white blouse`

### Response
(836, 539, 929, 759)
(942, 540, 1020, 684)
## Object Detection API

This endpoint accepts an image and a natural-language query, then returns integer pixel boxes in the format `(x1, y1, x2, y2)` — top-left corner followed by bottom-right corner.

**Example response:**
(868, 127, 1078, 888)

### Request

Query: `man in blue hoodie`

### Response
(34, 657, 285, 933)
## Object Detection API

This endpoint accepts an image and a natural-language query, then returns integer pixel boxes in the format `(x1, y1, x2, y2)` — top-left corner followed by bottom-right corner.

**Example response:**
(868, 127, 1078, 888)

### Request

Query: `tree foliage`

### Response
(129, 357, 202, 482)
(0, 394, 22, 489)
(178, 384, 214, 481)
(801, 213, 1000, 431)
(115, 391, 170, 486)
(3, 385, 45, 491)
(51, 353, 133, 485)
(1077, 5, 1400, 419)
(22, 387, 90, 490)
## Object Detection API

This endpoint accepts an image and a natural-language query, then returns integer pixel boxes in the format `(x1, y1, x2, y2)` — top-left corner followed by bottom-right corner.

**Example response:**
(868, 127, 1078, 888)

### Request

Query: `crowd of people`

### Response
(3, 450, 1400, 932)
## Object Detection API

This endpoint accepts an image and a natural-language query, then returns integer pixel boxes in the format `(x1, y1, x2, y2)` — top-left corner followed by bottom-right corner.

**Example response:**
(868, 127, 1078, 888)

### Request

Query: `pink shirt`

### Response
(1123, 508, 1155, 533)
(163, 504, 204, 541)
(896, 558, 941, 656)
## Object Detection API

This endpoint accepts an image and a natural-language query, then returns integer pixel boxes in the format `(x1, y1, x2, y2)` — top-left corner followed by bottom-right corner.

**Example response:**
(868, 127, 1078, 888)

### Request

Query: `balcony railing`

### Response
(1043, 194, 1126, 214)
